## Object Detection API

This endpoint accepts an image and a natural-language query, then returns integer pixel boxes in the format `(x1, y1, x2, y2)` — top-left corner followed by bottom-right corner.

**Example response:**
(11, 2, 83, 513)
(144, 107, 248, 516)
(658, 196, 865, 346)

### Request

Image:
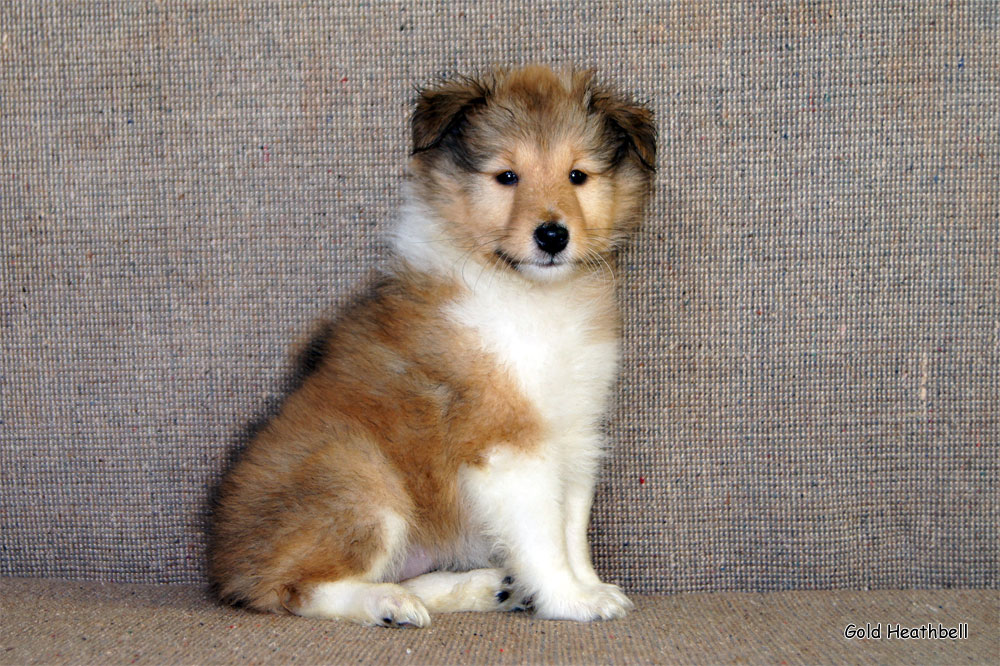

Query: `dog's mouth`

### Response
(492, 248, 577, 283)
(493, 249, 569, 271)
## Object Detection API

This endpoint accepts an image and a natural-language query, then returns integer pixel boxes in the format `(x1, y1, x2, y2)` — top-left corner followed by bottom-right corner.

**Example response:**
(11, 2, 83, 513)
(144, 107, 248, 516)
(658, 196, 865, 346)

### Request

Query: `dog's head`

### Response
(406, 65, 655, 283)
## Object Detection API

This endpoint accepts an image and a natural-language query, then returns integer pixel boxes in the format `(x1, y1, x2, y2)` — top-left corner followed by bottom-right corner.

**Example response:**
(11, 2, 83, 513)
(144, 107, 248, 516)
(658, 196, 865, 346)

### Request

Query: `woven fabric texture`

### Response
(1, 2, 997, 592)
(2, 579, 997, 665)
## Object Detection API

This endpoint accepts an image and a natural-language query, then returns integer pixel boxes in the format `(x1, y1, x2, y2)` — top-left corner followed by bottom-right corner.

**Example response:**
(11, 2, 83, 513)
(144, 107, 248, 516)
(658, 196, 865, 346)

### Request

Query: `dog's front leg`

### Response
(460, 447, 631, 621)
(562, 446, 603, 585)
(563, 462, 633, 611)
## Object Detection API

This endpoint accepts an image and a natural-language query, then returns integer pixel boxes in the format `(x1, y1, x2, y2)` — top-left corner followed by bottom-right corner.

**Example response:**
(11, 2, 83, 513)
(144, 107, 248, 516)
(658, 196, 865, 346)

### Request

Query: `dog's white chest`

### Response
(446, 283, 619, 431)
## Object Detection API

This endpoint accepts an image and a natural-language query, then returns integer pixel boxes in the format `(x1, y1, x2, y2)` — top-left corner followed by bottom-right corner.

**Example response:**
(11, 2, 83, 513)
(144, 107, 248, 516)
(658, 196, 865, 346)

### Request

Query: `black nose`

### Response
(533, 222, 569, 255)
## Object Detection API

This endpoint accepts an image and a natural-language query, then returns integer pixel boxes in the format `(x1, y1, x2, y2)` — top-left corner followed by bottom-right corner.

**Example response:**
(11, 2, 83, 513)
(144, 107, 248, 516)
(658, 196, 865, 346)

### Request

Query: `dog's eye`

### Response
(495, 171, 518, 186)
(569, 169, 588, 185)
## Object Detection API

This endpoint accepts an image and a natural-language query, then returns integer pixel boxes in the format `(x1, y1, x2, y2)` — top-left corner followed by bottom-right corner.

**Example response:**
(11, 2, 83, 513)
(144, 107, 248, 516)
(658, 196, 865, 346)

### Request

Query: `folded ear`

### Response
(588, 85, 656, 172)
(411, 75, 493, 155)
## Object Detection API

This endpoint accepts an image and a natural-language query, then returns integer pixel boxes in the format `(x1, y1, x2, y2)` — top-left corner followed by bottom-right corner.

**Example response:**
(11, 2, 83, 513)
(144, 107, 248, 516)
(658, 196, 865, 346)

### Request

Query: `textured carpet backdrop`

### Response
(1, 2, 997, 592)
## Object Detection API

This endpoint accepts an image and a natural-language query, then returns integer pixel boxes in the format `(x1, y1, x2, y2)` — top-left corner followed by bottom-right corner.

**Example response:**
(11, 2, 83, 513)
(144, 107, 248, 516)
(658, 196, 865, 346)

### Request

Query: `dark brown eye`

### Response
(569, 169, 588, 185)
(495, 170, 518, 186)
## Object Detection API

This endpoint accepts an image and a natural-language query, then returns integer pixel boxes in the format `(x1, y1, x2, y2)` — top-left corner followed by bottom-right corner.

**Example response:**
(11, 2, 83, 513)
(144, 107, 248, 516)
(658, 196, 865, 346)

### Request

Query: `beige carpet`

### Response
(1, 579, 996, 665)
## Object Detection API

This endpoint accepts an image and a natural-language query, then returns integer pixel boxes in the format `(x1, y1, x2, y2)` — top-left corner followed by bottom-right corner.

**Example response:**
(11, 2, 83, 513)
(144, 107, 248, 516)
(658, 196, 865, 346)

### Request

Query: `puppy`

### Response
(210, 65, 655, 627)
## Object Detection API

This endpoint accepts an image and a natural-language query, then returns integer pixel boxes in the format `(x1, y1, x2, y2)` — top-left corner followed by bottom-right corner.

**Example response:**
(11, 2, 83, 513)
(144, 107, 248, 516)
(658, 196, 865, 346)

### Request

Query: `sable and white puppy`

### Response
(210, 65, 655, 627)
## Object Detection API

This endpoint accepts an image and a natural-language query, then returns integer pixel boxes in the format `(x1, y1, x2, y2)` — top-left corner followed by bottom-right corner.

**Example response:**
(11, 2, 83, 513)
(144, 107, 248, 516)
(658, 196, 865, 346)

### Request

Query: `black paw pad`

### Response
(495, 589, 511, 603)
(512, 595, 535, 612)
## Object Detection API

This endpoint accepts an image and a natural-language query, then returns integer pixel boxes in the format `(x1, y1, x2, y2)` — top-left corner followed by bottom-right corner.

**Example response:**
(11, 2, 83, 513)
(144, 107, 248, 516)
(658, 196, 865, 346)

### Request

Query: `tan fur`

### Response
(209, 64, 655, 620)
(210, 272, 542, 612)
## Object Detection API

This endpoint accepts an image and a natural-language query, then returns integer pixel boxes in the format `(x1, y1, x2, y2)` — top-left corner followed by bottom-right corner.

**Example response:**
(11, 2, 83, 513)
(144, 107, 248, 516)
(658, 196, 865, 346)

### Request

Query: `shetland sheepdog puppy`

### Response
(210, 64, 655, 627)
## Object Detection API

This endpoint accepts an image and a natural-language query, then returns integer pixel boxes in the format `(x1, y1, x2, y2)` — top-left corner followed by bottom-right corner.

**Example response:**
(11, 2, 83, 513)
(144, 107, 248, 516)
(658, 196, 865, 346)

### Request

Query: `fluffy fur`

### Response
(209, 65, 655, 627)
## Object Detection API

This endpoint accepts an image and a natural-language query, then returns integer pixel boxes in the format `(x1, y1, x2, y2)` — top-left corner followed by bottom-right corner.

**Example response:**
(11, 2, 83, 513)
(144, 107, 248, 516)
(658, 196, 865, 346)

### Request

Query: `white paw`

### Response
(458, 568, 520, 612)
(590, 582, 634, 612)
(533, 582, 633, 621)
(482, 571, 533, 612)
(401, 568, 530, 614)
(496, 574, 534, 612)
(367, 586, 431, 628)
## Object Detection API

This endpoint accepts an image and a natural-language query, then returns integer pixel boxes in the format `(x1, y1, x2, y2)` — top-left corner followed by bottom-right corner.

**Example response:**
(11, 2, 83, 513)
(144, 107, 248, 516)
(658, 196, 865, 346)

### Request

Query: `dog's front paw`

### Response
(533, 582, 632, 621)
(588, 582, 633, 613)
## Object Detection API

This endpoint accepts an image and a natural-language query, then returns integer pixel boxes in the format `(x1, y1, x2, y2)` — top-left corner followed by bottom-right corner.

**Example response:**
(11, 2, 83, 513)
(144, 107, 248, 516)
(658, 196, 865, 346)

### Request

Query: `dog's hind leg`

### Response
(294, 580, 430, 627)
(286, 510, 431, 627)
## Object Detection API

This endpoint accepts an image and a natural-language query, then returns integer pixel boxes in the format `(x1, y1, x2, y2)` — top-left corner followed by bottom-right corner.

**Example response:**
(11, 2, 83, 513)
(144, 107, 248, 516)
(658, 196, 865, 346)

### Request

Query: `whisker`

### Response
(578, 241, 617, 293)
(453, 232, 509, 289)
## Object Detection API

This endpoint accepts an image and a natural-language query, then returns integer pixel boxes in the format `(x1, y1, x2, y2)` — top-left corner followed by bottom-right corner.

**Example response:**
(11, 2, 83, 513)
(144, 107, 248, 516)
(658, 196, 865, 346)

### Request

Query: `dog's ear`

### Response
(411, 75, 492, 156)
(588, 85, 656, 172)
